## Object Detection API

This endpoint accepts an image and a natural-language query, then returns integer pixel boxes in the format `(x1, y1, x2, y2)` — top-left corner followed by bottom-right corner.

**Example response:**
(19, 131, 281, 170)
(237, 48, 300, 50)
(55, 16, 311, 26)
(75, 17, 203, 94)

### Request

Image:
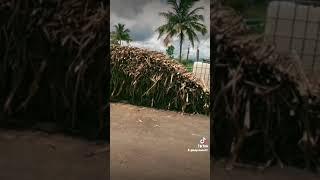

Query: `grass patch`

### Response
(179, 59, 194, 72)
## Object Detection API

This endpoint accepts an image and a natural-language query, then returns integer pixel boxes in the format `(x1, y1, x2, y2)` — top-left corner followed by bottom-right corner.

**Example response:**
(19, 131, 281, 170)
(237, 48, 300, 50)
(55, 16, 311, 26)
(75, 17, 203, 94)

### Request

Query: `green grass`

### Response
(174, 58, 194, 72)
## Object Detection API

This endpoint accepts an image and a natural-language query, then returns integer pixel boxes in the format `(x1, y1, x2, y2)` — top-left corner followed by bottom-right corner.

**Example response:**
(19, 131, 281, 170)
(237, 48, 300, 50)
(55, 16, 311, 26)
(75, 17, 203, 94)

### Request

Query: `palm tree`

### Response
(156, 0, 207, 62)
(111, 23, 132, 45)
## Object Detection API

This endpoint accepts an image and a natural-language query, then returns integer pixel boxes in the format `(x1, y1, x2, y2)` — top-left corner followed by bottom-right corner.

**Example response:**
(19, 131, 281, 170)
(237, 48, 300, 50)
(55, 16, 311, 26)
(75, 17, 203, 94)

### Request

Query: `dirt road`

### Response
(110, 103, 210, 180)
(110, 103, 318, 180)
(0, 130, 108, 180)
(0, 103, 317, 180)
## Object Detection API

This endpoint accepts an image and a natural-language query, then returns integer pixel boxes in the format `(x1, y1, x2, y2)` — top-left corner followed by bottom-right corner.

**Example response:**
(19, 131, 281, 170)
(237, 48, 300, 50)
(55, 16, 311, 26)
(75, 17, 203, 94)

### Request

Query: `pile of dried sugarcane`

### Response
(111, 45, 209, 114)
(211, 4, 320, 170)
(0, 0, 109, 139)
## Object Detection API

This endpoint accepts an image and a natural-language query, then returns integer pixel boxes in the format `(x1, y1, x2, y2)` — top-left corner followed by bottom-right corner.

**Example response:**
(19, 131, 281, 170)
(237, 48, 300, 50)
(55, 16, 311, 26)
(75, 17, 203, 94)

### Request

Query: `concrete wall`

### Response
(193, 62, 210, 89)
(265, 1, 320, 76)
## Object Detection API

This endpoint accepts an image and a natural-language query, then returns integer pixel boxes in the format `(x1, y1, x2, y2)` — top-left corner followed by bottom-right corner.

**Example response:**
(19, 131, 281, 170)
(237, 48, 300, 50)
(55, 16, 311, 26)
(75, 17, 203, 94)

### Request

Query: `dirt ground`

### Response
(0, 130, 108, 180)
(110, 103, 318, 180)
(0, 103, 318, 180)
(212, 160, 319, 180)
(110, 102, 210, 180)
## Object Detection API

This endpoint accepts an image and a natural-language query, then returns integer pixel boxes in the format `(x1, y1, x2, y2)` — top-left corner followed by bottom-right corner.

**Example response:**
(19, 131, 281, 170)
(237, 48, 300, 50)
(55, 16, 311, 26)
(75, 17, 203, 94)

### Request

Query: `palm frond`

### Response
(156, 0, 207, 61)
(156, 24, 168, 39)
(167, 0, 179, 12)
(187, 7, 204, 16)
(181, 0, 200, 13)
(189, 14, 204, 22)
(186, 28, 195, 47)
(159, 11, 175, 21)
(190, 22, 207, 35)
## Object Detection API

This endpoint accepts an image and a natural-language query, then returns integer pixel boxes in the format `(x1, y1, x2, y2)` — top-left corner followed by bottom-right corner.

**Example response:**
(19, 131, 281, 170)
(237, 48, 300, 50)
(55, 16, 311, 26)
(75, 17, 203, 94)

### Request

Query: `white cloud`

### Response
(129, 34, 166, 52)
(129, 34, 210, 60)
(111, 0, 210, 59)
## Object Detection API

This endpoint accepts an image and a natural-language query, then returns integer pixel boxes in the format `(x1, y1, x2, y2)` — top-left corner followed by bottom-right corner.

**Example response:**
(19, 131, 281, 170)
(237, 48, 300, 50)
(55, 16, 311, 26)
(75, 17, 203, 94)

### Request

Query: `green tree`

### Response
(111, 23, 132, 45)
(156, 0, 207, 62)
(166, 45, 175, 58)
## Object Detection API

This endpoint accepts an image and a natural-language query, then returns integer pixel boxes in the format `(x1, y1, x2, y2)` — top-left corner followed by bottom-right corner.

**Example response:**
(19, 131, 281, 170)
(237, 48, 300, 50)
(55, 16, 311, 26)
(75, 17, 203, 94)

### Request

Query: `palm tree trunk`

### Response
(196, 46, 199, 62)
(186, 46, 190, 61)
(179, 33, 183, 62)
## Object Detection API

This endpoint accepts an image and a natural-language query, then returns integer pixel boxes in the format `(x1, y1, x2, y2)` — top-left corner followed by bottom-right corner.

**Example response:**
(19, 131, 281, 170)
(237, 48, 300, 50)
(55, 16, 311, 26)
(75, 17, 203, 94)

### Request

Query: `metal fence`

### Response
(193, 60, 210, 90)
(264, 0, 320, 76)
(211, 0, 320, 87)
(191, 48, 210, 90)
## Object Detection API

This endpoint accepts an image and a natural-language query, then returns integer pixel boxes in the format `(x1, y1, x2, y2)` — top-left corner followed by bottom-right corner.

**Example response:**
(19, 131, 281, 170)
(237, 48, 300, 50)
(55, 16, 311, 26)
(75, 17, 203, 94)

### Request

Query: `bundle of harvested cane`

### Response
(111, 45, 209, 115)
(0, 0, 109, 139)
(211, 4, 320, 170)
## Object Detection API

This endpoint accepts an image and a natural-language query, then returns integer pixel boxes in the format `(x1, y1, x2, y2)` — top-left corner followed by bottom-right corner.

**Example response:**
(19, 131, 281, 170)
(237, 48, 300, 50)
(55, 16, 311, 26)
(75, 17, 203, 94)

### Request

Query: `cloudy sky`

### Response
(110, 0, 210, 60)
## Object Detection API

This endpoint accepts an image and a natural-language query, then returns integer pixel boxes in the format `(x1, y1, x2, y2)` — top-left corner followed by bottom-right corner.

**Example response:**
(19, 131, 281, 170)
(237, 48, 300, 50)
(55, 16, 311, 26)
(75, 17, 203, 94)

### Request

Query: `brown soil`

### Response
(110, 103, 210, 180)
(110, 103, 318, 180)
(0, 103, 317, 180)
(0, 130, 108, 180)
